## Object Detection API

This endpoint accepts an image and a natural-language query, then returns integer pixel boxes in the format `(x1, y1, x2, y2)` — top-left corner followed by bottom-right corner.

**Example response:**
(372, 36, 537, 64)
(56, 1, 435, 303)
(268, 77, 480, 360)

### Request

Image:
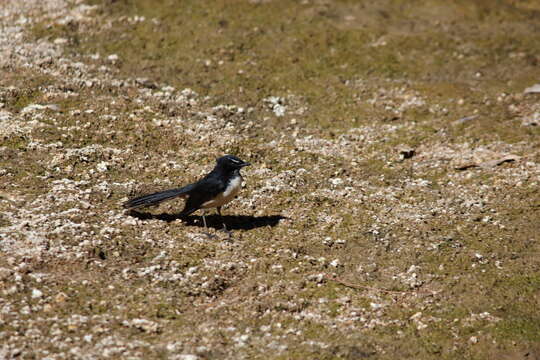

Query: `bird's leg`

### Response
(201, 210, 215, 239)
(202, 212, 208, 229)
(217, 207, 232, 239)
(217, 207, 227, 231)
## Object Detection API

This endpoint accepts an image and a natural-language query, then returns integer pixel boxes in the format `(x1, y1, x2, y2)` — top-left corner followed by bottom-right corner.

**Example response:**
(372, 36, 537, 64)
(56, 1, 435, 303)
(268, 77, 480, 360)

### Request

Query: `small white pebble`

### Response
(31, 289, 43, 299)
(54, 38, 68, 45)
(322, 237, 333, 246)
(410, 312, 422, 320)
(177, 355, 198, 360)
(329, 178, 343, 186)
(329, 259, 340, 267)
(96, 162, 108, 172)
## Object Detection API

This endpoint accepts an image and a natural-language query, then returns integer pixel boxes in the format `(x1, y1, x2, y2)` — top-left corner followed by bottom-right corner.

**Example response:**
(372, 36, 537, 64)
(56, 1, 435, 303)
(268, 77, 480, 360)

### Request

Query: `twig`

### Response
(323, 274, 420, 295)
(454, 114, 479, 124)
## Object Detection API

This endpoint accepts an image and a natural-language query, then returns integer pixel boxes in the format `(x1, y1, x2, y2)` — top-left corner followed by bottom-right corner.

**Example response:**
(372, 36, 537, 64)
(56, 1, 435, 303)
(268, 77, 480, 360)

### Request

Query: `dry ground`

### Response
(1, 0, 540, 359)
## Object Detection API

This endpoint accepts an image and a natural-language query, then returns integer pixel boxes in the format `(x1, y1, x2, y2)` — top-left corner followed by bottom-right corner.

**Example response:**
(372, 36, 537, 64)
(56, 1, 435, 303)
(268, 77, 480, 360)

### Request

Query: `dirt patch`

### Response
(1, 0, 539, 358)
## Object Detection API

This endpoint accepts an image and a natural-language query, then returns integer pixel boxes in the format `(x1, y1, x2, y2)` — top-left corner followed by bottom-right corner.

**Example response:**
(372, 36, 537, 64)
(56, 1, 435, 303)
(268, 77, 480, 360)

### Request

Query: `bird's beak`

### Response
(241, 162, 251, 167)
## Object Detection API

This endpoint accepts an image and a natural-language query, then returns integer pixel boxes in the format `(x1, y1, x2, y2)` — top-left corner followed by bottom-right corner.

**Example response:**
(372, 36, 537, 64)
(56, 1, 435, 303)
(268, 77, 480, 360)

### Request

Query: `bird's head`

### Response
(216, 155, 251, 171)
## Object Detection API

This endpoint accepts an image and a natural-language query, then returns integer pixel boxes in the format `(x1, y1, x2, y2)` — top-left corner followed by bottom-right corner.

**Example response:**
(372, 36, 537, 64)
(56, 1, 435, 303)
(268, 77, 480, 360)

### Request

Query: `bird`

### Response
(123, 155, 250, 233)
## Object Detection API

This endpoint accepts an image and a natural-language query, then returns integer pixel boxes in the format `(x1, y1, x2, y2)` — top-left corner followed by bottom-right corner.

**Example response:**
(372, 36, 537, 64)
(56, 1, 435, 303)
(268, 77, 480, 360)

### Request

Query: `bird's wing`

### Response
(179, 175, 226, 216)
(123, 183, 197, 209)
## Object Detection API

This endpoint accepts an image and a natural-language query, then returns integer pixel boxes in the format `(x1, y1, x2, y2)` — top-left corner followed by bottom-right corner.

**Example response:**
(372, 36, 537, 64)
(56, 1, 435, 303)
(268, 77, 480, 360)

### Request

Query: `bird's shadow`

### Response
(127, 211, 286, 231)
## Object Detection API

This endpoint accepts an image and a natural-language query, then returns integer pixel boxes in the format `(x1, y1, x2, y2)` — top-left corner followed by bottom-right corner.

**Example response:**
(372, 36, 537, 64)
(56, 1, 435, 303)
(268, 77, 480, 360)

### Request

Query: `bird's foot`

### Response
(203, 231, 217, 239)
(219, 223, 233, 239)
(220, 228, 233, 240)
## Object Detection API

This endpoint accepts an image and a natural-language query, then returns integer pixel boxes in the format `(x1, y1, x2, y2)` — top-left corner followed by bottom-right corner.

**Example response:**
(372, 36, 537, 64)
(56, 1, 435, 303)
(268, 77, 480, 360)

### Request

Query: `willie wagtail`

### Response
(123, 155, 250, 230)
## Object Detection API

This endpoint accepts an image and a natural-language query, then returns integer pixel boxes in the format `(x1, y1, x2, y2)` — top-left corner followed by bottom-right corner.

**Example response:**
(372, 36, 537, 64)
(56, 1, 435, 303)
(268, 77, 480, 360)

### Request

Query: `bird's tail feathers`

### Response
(123, 186, 191, 209)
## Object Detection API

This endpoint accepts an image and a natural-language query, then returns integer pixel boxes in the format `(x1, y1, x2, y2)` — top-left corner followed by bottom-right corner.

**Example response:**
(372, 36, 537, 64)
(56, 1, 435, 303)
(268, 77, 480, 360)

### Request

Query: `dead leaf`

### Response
(524, 83, 540, 94)
(455, 163, 478, 171)
(478, 155, 521, 168)
(455, 155, 521, 170)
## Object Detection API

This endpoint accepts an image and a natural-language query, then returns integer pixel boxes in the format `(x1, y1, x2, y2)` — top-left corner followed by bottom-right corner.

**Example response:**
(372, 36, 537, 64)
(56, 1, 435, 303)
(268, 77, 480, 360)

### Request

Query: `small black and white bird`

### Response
(123, 155, 250, 230)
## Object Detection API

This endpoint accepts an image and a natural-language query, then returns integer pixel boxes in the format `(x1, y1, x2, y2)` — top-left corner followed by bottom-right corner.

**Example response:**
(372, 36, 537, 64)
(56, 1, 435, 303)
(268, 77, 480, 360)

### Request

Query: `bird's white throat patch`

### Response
(202, 175, 242, 209)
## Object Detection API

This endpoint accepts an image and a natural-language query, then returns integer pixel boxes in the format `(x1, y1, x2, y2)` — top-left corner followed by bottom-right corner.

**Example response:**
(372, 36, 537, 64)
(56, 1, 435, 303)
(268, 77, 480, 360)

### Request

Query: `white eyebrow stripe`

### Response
(230, 158, 242, 164)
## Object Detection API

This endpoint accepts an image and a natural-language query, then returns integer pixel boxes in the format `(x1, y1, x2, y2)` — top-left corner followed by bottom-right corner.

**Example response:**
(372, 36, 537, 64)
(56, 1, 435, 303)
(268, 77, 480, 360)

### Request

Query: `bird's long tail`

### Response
(123, 186, 191, 209)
